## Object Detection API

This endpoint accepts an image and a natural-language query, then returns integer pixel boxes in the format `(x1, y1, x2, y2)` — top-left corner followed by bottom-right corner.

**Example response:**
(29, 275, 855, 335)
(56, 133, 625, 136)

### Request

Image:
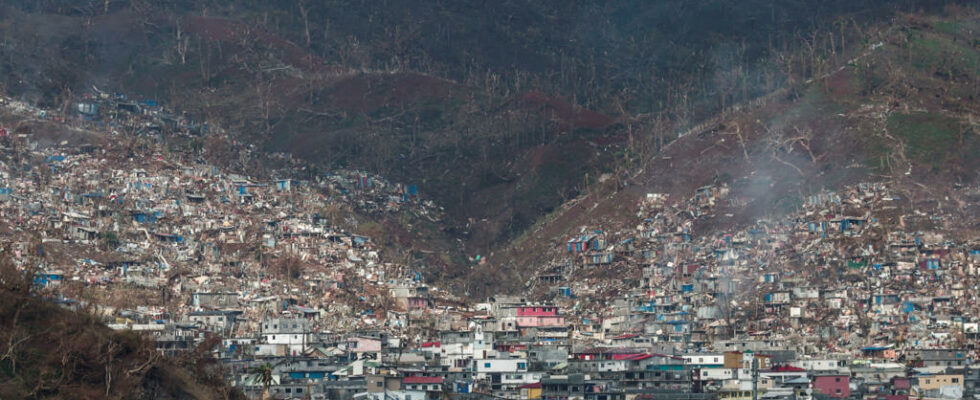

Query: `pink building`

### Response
(517, 306, 558, 316)
(890, 377, 911, 391)
(516, 306, 565, 327)
(346, 336, 382, 354)
(407, 297, 430, 310)
(813, 375, 850, 398)
(402, 376, 444, 392)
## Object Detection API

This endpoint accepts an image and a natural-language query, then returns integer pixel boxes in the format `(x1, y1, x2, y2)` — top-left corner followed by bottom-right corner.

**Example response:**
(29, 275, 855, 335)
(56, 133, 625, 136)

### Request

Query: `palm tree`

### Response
(250, 363, 274, 399)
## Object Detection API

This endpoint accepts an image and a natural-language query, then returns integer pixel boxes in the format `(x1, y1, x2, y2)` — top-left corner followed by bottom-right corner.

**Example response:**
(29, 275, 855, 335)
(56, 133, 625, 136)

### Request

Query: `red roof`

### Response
(611, 334, 639, 340)
(420, 341, 440, 348)
(403, 376, 444, 385)
(611, 353, 648, 360)
(518, 382, 542, 389)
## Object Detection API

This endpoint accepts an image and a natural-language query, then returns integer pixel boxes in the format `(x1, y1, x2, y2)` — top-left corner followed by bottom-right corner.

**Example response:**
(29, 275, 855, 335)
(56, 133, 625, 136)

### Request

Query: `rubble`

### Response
(2, 91, 979, 400)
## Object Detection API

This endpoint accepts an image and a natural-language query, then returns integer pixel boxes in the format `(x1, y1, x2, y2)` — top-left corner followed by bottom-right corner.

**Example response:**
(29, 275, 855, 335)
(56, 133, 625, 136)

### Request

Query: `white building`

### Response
(474, 358, 529, 379)
(261, 318, 313, 355)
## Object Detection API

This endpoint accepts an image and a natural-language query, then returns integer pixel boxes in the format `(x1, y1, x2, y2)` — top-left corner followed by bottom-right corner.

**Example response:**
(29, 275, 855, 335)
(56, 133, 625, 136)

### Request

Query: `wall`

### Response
(813, 375, 850, 398)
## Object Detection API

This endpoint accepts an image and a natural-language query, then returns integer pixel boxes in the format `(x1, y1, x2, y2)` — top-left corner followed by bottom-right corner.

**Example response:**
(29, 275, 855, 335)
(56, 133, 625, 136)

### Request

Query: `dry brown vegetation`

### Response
(0, 250, 244, 400)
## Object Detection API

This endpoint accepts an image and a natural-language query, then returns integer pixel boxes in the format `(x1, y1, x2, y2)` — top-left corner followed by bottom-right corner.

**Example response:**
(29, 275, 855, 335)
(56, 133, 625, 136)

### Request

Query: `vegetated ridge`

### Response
(0, 252, 245, 399)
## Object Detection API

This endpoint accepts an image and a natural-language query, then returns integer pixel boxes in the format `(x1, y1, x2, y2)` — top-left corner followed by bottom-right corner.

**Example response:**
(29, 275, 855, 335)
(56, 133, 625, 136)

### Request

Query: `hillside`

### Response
(4, 1, 974, 297)
(0, 258, 244, 400)
(0, 5, 978, 399)
(488, 9, 980, 293)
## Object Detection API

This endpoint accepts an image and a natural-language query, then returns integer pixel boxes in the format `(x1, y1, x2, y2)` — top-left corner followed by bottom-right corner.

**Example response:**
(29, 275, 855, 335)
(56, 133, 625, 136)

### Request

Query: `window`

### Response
(835, 378, 841, 382)
(284, 388, 291, 393)
(296, 388, 303, 393)
(485, 363, 491, 368)
(376, 381, 384, 387)
(518, 362, 526, 369)
(952, 378, 959, 383)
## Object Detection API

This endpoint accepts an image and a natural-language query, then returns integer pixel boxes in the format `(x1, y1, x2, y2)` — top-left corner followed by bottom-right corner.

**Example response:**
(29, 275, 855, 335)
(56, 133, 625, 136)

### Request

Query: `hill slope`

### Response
(0, 269, 244, 400)
(487, 10, 980, 293)
(1, 2, 977, 296)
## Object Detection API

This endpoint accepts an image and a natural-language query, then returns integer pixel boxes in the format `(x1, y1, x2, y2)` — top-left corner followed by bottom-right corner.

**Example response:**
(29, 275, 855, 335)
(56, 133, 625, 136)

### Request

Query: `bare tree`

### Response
(175, 18, 189, 65)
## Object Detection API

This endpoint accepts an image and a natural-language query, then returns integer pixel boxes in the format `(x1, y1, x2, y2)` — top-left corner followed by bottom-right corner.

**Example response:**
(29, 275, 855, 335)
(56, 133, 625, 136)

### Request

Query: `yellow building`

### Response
(519, 382, 542, 399)
(917, 374, 964, 391)
(723, 352, 743, 369)
(723, 351, 771, 370)
(717, 390, 752, 400)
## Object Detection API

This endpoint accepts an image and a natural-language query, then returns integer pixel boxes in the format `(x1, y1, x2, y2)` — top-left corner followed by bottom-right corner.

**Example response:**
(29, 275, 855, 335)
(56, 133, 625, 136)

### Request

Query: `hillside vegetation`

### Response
(486, 9, 980, 292)
(0, 254, 243, 399)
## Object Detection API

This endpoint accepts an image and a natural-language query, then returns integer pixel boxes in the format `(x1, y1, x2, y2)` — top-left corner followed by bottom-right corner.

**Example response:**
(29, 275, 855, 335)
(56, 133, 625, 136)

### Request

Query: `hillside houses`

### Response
(2, 91, 980, 400)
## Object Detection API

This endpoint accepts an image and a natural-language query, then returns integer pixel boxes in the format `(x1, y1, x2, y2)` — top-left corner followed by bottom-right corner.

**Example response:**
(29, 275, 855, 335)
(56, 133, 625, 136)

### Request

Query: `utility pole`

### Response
(751, 357, 759, 400)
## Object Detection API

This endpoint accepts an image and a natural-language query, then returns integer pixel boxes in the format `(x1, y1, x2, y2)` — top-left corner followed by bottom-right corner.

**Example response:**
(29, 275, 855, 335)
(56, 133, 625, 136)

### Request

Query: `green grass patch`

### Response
(864, 135, 893, 174)
(911, 36, 944, 70)
(885, 112, 960, 169)
(910, 33, 980, 77)
(932, 21, 961, 36)
(852, 57, 888, 97)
